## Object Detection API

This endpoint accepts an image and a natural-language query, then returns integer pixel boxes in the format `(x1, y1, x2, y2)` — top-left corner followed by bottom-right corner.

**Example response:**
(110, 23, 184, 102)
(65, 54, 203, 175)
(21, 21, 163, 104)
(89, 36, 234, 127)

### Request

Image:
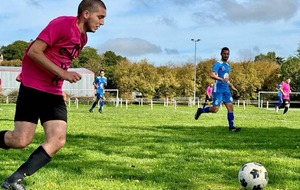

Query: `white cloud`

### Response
(98, 38, 162, 57)
(219, 0, 299, 23)
(1, 0, 300, 65)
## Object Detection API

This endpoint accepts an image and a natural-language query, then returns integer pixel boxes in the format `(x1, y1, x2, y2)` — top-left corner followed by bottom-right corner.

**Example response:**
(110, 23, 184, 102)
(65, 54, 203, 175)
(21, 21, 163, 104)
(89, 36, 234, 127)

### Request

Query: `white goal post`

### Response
(104, 89, 119, 107)
(258, 91, 300, 108)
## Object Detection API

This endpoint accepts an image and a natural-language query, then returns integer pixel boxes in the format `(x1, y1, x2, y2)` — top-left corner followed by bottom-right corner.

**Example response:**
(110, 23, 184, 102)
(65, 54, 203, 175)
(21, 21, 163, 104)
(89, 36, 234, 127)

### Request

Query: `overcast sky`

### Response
(1, 0, 300, 66)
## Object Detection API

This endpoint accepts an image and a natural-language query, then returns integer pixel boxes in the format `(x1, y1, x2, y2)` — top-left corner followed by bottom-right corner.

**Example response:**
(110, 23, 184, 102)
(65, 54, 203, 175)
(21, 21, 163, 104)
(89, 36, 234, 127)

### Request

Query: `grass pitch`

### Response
(0, 104, 299, 190)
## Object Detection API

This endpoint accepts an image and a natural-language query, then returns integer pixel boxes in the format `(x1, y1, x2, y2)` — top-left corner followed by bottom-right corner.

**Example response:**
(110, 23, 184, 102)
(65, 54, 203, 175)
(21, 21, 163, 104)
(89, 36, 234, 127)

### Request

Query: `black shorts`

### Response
(14, 84, 67, 124)
(205, 95, 212, 102)
(283, 99, 290, 106)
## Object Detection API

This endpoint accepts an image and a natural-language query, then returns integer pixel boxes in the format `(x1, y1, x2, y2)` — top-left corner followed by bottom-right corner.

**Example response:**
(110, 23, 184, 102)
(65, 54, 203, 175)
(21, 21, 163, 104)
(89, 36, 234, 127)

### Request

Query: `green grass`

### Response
(0, 104, 300, 190)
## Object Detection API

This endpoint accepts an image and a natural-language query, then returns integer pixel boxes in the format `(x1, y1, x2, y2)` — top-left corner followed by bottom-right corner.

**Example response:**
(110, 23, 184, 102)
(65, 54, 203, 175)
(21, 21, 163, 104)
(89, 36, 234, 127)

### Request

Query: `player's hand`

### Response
(223, 78, 229, 82)
(232, 87, 238, 92)
(62, 71, 82, 83)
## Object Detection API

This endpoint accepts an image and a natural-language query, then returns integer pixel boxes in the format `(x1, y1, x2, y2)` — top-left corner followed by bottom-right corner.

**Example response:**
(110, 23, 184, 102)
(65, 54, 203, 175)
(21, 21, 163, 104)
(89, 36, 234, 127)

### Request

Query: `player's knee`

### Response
(51, 138, 66, 151)
(210, 107, 219, 113)
(58, 140, 66, 150)
(57, 135, 66, 148)
(14, 137, 32, 148)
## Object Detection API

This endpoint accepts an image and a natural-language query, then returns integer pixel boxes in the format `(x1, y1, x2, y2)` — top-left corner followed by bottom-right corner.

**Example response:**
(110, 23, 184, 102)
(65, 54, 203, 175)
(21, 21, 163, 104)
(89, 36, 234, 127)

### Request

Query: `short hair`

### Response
(78, 0, 106, 15)
(221, 47, 230, 54)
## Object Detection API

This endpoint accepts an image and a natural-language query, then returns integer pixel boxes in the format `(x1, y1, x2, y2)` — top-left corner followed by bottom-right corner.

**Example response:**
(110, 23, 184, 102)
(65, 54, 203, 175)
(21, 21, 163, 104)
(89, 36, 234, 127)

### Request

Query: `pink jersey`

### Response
(206, 86, 212, 96)
(281, 82, 290, 100)
(21, 16, 87, 95)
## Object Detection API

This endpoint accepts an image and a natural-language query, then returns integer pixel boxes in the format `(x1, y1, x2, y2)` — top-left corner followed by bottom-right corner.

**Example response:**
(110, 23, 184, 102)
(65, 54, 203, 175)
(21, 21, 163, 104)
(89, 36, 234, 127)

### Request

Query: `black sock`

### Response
(91, 101, 98, 110)
(283, 107, 288, 114)
(0, 130, 10, 149)
(7, 146, 52, 182)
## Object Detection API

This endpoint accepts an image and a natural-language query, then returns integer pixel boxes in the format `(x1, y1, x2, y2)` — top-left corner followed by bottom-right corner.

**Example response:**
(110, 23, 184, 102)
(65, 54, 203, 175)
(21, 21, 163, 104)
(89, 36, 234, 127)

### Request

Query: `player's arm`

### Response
(210, 71, 236, 91)
(93, 82, 98, 88)
(228, 82, 238, 92)
(210, 71, 227, 82)
(27, 39, 81, 83)
(279, 87, 285, 96)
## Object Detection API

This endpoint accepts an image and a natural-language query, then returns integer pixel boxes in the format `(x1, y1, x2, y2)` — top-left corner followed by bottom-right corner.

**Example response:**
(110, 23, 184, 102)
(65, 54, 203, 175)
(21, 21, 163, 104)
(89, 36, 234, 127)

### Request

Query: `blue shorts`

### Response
(96, 93, 105, 99)
(212, 91, 233, 106)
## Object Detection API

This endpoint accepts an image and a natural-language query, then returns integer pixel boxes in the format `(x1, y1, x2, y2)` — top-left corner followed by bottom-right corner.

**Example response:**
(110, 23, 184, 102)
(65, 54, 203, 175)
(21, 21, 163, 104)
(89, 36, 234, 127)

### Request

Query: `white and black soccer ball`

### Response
(238, 162, 269, 190)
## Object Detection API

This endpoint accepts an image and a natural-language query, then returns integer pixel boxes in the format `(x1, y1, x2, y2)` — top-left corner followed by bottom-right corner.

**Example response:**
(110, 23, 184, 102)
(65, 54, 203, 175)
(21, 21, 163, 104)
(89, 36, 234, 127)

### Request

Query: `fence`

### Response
(257, 91, 300, 108)
(0, 95, 259, 111)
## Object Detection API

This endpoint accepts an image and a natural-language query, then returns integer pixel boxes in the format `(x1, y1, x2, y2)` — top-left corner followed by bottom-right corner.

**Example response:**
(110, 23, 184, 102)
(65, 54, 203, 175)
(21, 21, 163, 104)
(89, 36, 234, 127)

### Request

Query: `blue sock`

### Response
(99, 101, 104, 110)
(203, 107, 210, 113)
(227, 112, 234, 128)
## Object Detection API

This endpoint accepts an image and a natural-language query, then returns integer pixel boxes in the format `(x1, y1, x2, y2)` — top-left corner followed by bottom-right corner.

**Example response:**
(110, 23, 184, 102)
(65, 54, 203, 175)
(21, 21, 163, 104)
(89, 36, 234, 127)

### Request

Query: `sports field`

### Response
(0, 104, 299, 190)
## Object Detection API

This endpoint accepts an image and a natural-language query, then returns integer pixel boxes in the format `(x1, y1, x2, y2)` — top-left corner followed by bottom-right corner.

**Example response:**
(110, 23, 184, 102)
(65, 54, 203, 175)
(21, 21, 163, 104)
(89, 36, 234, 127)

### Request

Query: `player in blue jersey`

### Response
(194, 47, 241, 132)
(89, 70, 107, 113)
(275, 82, 283, 114)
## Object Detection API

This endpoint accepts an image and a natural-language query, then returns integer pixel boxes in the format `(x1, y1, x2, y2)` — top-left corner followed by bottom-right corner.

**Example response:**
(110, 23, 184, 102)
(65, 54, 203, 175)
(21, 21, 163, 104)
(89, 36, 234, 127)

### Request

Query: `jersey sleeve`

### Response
(212, 62, 221, 75)
(94, 77, 99, 84)
(37, 17, 68, 46)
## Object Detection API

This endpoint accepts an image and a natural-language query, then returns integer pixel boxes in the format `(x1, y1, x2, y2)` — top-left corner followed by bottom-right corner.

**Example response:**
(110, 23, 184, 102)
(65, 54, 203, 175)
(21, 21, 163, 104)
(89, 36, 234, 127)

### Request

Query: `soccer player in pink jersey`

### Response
(203, 83, 213, 108)
(281, 77, 291, 114)
(0, 1, 106, 189)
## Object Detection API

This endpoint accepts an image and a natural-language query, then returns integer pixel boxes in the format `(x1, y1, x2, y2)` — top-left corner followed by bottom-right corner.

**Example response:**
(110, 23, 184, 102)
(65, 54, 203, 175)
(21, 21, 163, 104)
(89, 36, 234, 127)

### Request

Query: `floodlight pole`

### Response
(191, 38, 200, 106)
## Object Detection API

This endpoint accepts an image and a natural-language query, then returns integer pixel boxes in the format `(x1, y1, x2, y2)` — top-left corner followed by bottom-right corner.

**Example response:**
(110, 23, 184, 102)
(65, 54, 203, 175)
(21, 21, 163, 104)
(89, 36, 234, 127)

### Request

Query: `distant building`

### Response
(0, 66, 95, 97)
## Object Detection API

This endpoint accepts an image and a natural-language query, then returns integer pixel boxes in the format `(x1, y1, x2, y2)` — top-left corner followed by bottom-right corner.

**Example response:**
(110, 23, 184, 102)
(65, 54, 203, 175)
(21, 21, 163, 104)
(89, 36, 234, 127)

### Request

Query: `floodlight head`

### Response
(191, 39, 200, 42)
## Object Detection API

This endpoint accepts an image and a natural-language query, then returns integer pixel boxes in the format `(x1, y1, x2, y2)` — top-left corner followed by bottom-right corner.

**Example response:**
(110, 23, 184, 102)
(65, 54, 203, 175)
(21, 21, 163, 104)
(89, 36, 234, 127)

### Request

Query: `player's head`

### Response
(285, 77, 291, 83)
(99, 69, 105, 76)
(78, 0, 107, 33)
(220, 47, 230, 62)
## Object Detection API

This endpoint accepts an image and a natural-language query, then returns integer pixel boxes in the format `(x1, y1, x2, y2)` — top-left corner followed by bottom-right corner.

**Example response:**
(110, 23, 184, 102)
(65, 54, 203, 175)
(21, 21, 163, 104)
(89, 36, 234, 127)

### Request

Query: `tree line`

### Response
(1, 40, 300, 100)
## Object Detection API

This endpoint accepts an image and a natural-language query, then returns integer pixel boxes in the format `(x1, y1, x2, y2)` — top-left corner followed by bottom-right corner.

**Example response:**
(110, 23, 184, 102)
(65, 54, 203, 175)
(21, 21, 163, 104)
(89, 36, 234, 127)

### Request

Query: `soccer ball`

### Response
(238, 162, 269, 190)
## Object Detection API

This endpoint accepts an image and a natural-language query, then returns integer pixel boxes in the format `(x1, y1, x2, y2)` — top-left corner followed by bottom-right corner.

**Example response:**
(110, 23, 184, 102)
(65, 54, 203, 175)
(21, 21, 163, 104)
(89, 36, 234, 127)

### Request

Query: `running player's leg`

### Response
(275, 97, 282, 114)
(224, 92, 241, 132)
(283, 99, 290, 114)
(1, 84, 40, 189)
(195, 93, 221, 120)
(16, 94, 68, 180)
(89, 94, 100, 112)
(99, 95, 105, 112)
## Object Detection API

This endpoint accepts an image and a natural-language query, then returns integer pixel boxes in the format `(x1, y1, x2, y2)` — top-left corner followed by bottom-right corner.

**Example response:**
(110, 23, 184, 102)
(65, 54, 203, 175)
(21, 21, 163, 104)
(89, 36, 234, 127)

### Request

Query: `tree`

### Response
(101, 51, 127, 90)
(253, 61, 280, 91)
(72, 46, 101, 68)
(196, 59, 215, 98)
(0, 40, 29, 61)
(155, 65, 179, 98)
(174, 63, 194, 97)
(254, 51, 276, 62)
(114, 60, 137, 98)
(0, 59, 22, 66)
(133, 59, 159, 98)
(296, 42, 300, 59)
(280, 56, 300, 91)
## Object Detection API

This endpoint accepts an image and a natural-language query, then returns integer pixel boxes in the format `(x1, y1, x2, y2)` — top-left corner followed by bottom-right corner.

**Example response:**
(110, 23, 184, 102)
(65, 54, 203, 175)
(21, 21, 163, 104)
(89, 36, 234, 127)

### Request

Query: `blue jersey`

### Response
(94, 76, 107, 95)
(276, 84, 282, 98)
(211, 61, 230, 93)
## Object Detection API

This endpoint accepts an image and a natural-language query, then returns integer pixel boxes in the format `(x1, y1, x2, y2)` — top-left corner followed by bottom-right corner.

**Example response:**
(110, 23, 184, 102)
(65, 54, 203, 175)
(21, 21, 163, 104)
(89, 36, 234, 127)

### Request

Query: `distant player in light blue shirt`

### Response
(89, 70, 107, 113)
(275, 83, 282, 114)
(194, 47, 241, 132)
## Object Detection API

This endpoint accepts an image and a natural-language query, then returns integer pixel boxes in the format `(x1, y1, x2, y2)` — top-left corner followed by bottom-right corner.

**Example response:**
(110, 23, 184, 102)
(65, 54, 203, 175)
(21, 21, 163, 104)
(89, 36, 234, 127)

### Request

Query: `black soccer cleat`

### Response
(194, 108, 202, 120)
(229, 127, 241, 132)
(1, 179, 26, 190)
(89, 109, 93, 113)
(98, 109, 103, 113)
